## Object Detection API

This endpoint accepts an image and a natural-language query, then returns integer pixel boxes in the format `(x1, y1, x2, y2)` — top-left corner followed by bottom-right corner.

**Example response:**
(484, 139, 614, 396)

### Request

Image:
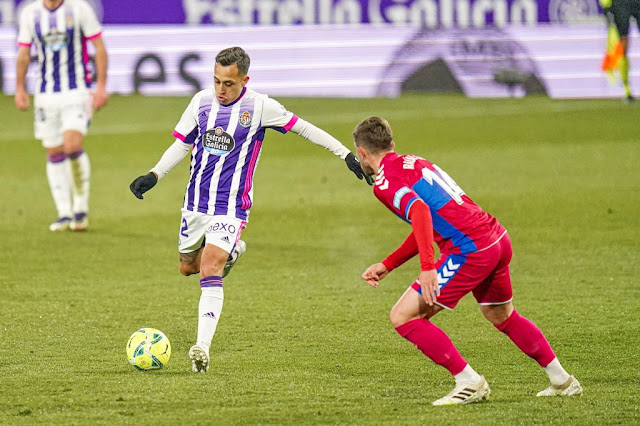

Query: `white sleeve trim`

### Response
(150, 139, 191, 180)
(289, 118, 350, 160)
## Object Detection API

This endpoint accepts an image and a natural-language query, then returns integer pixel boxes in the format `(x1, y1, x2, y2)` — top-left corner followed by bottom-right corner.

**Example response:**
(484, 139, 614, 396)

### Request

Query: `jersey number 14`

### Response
(422, 165, 465, 205)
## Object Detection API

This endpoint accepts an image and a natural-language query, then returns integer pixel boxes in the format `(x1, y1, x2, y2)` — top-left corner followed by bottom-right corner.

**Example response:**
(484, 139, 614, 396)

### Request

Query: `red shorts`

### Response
(411, 232, 513, 310)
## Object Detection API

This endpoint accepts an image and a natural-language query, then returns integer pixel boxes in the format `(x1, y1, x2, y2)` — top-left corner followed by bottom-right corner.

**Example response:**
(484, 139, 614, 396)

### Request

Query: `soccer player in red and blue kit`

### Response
(353, 117, 582, 405)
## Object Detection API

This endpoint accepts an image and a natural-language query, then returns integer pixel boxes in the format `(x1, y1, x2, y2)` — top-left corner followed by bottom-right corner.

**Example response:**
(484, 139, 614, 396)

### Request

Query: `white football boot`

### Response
(70, 212, 89, 232)
(222, 240, 246, 278)
(49, 217, 72, 232)
(189, 345, 210, 373)
(536, 376, 583, 397)
(432, 377, 491, 406)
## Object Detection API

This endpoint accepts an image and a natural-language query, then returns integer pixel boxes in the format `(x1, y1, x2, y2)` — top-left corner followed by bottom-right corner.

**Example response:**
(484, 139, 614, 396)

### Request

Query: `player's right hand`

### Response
(362, 263, 389, 287)
(129, 173, 158, 199)
(418, 269, 439, 306)
(14, 89, 29, 111)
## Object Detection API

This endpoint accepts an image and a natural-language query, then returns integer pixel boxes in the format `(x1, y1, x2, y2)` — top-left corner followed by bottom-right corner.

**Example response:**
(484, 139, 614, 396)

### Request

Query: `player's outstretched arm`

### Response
(289, 118, 373, 185)
(129, 139, 191, 199)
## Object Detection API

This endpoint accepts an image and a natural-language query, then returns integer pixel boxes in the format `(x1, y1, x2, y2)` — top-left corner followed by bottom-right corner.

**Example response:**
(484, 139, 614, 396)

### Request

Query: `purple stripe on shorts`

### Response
(48, 153, 68, 163)
(200, 275, 223, 288)
(68, 150, 83, 160)
(197, 102, 234, 213)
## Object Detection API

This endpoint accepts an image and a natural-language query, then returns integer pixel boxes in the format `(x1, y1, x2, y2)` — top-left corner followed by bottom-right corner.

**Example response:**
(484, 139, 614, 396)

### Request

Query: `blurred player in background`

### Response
(15, 0, 108, 231)
(354, 117, 582, 405)
(130, 46, 372, 373)
(600, 0, 639, 101)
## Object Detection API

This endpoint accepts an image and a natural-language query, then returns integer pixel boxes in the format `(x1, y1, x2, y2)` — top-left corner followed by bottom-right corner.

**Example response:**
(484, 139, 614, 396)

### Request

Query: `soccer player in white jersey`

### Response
(130, 47, 372, 373)
(15, 0, 108, 232)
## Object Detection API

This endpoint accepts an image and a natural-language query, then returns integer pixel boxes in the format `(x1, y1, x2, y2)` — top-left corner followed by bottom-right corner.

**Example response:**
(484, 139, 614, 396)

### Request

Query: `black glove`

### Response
(345, 152, 374, 186)
(129, 173, 158, 199)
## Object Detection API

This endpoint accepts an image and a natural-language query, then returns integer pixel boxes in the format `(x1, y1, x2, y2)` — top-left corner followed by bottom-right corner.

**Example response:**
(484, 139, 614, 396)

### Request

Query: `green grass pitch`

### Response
(0, 94, 638, 424)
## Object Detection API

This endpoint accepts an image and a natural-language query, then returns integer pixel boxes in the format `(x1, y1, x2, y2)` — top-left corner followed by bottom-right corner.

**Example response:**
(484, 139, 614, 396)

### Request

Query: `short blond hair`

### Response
(352, 116, 393, 154)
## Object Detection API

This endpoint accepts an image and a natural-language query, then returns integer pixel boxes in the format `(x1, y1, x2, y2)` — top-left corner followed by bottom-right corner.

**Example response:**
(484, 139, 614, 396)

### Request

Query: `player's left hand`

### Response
(418, 269, 439, 306)
(345, 152, 374, 185)
(362, 263, 389, 287)
(93, 87, 109, 111)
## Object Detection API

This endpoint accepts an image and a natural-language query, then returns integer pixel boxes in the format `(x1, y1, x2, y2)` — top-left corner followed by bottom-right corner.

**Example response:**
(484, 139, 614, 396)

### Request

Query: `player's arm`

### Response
(79, 0, 107, 110)
(15, 5, 32, 111)
(408, 200, 439, 306)
(362, 232, 418, 288)
(130, 97, 198, 200)
(90, 36, 108, 110)
(14, 45, 30, 110)
(289, 118, 373, 184)
(262, 98, 373, 184)
(382, 232, 419, 272)
(129, 138, 192, 199)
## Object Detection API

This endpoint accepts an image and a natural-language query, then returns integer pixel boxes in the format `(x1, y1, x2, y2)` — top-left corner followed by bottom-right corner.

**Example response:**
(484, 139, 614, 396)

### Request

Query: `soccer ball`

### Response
(126, 328, 171, 371)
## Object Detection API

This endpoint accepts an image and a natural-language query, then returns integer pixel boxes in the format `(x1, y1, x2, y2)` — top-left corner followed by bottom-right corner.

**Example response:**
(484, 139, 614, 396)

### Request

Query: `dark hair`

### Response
(215, 47, 250, 75)
(352, 116, 393, 153)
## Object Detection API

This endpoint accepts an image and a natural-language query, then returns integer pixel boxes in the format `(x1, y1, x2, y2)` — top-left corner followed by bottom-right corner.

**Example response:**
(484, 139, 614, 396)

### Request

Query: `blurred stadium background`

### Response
(0, 0, 638, 98)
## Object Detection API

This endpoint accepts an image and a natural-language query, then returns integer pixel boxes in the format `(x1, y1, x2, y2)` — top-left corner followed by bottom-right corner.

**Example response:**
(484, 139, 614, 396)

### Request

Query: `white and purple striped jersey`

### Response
(173, 87, 302, 222)
(17, 0, 102, 94)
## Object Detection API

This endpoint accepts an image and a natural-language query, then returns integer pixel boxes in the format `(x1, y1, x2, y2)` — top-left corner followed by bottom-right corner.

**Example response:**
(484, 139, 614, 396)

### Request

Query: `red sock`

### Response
(395, 318, 467, 375)
(494, 310, 556, 367)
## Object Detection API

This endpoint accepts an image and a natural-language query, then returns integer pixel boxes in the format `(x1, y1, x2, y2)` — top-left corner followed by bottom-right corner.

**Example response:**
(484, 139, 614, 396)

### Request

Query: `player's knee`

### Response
(389, 306, 411, 328)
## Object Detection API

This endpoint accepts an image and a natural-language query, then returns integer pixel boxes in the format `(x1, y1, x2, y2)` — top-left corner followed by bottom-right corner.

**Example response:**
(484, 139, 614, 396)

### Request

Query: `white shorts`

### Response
(34, 90, 93, 148)
(178, 210, 246, 255)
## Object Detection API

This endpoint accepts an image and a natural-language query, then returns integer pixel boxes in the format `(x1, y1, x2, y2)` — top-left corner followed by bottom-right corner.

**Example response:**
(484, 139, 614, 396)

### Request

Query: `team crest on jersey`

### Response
(203, 126, 235, 156)
(239, 111, 252, 127)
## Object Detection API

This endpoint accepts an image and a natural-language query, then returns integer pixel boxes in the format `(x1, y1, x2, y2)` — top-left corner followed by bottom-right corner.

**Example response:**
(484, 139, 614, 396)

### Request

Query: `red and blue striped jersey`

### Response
(374, 152, 505, 254)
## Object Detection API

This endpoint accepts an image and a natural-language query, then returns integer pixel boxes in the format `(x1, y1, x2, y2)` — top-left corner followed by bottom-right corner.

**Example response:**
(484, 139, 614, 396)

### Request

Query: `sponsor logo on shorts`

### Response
(437, 258, 462, 288)
(207, 222, 236, 234)
(220, 235, 230, 243)
(203, 126, 235, 156)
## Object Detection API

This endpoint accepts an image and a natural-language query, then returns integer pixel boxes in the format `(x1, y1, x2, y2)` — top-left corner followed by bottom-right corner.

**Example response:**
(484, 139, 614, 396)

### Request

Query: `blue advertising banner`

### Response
(1, 0, 603, 26)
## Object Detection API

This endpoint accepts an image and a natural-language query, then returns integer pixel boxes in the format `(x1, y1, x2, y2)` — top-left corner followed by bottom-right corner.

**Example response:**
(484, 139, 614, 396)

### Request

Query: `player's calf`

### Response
(179, 250, 201, 276)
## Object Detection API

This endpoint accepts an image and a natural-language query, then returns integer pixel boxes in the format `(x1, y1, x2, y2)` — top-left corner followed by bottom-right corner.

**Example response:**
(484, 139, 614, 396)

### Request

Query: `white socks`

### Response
(197, 276, 224, 353)
(454, 359, 570, 387)
(46, 150, 90, 218)
(68, 150, 90, 214)
(47, 153, 72, 218)
(544, 357, 571, 386)
(455, 364, 483, 386)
